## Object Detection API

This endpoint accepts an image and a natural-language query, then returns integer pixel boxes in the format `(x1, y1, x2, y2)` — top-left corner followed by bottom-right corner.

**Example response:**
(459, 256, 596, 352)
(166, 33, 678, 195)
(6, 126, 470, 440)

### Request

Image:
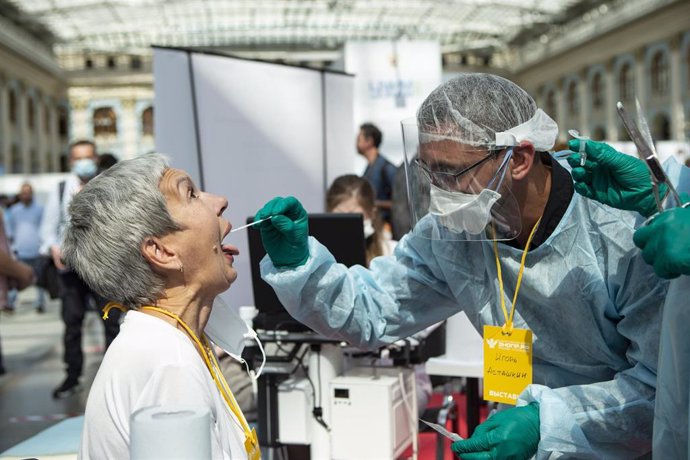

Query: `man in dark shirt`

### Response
(357, 123, 398, 224)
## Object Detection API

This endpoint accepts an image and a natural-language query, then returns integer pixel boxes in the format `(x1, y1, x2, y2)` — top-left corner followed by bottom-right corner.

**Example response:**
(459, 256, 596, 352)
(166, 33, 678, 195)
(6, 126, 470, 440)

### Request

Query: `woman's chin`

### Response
(224, 268, 238, 286)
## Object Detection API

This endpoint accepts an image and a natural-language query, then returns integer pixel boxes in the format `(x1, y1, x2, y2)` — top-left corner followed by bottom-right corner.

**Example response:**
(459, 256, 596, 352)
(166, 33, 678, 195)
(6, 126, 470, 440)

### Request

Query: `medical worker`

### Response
(567, 139, 690, 459)
(256, 74, 667, 459)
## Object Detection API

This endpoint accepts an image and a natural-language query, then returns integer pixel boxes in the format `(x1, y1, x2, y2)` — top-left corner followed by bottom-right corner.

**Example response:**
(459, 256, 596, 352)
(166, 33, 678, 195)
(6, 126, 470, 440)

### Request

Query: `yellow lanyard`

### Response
(103, 303, 260, 459)
(492, 217, 542, 334)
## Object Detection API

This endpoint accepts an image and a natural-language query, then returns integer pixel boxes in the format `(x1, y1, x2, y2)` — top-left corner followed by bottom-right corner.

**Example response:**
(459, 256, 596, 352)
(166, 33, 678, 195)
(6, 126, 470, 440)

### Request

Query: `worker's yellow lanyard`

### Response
(483, 218, 541, 406)
(104, 303, 260, 460)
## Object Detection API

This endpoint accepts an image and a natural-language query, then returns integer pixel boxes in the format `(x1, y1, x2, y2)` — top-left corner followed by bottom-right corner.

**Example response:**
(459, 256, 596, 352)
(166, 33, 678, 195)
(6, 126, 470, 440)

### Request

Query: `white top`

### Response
(380, 231, 397, 257)
(79, 311, 248, 460)
(40, 174, 82, 255)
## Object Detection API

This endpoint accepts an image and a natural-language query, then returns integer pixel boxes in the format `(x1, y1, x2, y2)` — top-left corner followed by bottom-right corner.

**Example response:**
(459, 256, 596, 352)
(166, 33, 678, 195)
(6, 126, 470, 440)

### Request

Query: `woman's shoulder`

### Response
(104, 311, 204, 372)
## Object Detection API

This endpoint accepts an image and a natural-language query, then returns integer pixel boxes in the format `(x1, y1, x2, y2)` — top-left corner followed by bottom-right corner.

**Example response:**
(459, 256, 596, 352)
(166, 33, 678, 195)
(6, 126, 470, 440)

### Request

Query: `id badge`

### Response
(483, 325, 532, 405)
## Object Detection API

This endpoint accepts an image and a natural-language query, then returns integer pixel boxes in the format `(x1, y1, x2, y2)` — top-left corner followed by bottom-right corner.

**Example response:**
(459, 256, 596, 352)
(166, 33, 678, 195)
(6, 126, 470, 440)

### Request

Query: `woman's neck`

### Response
(144, 286, 213, 341)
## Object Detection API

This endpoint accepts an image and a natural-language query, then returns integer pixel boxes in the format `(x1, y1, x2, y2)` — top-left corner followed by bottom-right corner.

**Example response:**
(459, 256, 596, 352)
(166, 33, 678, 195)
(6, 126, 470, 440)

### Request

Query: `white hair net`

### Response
(416, 73, 558, 151)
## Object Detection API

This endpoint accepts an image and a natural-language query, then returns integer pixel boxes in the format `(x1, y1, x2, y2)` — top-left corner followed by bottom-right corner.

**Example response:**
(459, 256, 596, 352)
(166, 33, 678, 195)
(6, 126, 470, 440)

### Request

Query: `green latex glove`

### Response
(633, 204, 690, 279)
(255, 196, 309, 268)
(451, 403, 540, 460)
(566, 139, 667, 217)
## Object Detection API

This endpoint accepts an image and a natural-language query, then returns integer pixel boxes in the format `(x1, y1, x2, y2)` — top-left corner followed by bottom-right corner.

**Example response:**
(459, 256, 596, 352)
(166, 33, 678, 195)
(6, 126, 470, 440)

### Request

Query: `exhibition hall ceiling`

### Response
(5, 0, 616, 54)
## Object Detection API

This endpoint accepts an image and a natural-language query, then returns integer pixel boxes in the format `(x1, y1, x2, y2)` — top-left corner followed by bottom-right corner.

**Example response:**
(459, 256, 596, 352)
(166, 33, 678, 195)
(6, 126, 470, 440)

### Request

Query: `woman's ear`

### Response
(510, 141, 536, 181)
(141, 237, 180, 275)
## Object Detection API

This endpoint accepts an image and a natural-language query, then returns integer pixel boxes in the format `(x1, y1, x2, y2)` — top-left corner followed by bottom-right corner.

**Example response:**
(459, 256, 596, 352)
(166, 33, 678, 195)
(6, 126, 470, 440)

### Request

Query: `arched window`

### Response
(650, 50, 669, 96)
(8, 89, 17, 125)
(567, 81, 579, 116)
(30, 149, 39, 173)
(545, 90, 557, 118)
(591, 73, 604, 109)
(58, 106, 68, 138)
(93, 107, 117, 136)
(686, 45, 690, 88)
(10, 144, 21, 173)
(27, 97, 35, 130)
(652, 113, 671, 140)
(44, 104, 50, 133)
(142, 106, 153, 136)
(619, 62, 634, 102)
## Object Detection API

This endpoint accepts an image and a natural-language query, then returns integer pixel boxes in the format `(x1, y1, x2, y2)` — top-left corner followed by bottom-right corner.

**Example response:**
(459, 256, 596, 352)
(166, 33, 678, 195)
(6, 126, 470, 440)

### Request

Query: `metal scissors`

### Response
(616, 100, 682, 212)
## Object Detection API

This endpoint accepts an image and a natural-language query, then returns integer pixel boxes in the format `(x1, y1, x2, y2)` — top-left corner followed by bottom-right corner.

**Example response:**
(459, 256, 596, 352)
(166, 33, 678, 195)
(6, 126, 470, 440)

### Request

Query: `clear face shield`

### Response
(402, 119, 522, 241)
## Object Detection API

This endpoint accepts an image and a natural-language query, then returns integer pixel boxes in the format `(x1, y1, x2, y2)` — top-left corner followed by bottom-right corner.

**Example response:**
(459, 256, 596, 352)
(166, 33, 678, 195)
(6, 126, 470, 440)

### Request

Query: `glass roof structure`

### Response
(7, 0, 599, 55)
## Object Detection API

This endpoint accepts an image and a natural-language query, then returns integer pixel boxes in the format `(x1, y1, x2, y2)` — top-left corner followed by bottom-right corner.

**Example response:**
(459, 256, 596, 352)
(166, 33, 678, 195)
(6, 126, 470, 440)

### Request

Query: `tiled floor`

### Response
(0, 287, 106, 452)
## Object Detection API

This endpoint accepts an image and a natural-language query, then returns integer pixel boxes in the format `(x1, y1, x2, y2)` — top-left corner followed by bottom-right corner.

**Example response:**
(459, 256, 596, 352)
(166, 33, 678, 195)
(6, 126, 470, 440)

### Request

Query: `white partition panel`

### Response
(154, 48, 354, 307)
(153, 48, 202, 186)
(324, 72, 356, 188)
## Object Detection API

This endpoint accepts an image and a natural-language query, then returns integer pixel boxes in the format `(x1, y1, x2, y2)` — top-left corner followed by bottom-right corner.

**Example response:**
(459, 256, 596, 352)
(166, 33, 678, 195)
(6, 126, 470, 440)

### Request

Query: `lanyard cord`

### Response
(492, 217, 542, 334)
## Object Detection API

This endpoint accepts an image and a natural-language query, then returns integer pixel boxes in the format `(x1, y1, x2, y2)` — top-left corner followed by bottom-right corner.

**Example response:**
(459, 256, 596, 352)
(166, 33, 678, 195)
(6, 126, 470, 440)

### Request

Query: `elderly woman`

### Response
(62, 154, 257, 459)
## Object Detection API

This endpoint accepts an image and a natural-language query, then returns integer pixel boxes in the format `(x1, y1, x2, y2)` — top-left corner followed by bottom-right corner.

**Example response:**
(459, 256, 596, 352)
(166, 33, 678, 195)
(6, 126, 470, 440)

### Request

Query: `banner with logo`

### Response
(344, 41, 442, 171)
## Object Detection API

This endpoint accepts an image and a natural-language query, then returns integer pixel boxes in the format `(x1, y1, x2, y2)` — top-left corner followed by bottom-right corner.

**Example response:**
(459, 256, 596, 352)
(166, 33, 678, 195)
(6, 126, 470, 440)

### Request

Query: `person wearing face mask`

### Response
(326, 175, 434, 416)
(254, 74, 666, 459)
(40, 140, 123, 399)
(326, 174, 396, 263)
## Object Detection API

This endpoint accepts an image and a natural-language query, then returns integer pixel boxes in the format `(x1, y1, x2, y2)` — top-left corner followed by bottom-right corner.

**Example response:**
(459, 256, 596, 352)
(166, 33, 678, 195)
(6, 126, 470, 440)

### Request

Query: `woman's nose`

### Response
(217, 195, 228, 215)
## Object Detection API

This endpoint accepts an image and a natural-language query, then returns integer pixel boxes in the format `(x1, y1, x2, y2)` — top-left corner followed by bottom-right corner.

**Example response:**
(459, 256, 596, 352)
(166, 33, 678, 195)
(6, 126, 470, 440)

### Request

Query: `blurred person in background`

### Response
(327, 174, 395, 262)
(41, 140, 122, 399)
(6, 182, 46, 313)
(326, 174, 433, 415)
(0, 183, 35, 373)
(357, 122, 398, 225)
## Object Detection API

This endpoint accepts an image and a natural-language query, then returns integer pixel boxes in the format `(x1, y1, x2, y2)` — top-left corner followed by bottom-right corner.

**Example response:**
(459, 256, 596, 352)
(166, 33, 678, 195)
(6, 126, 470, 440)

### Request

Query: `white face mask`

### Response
(363, 218, 375, 239)
(205, 298, 266, 380)
(429, 184, 501, 234)
(428, 150, 512, 235)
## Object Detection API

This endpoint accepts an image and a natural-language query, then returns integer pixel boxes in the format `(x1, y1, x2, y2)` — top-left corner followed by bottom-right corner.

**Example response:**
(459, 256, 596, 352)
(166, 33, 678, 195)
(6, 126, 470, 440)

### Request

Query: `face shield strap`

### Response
(494, 108, 558, 152)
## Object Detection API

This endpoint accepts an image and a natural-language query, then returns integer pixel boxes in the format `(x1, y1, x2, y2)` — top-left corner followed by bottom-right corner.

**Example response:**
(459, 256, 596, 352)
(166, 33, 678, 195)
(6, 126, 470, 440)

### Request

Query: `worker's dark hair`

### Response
(98, 153, 118, 171)
(359, 123, 382, 148)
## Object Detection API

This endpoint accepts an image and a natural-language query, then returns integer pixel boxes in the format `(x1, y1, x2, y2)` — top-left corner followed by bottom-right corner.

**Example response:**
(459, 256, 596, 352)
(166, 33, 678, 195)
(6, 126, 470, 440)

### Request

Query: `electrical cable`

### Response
(312, 346, 330, 431)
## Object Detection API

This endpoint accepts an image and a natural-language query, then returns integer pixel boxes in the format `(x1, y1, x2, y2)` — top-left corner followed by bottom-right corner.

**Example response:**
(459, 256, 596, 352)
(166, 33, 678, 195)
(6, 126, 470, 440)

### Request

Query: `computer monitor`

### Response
(247, 213, 367, 331)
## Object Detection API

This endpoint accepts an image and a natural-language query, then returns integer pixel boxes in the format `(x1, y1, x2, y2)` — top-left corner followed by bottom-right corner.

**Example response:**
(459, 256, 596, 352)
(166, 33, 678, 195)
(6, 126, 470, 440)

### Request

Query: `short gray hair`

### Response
(62, 153, 180, 308)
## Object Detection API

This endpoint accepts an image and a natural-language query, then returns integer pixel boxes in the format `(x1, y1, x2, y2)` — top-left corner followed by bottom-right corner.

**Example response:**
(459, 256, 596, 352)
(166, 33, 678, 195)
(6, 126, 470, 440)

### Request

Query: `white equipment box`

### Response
(277, 376, 314, 445)
(330, 367, 416, 460)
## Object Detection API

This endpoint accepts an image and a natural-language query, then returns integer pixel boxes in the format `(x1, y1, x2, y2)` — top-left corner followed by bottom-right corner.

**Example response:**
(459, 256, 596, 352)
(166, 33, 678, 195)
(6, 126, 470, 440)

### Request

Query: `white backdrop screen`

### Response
(154, 48, 354, 307)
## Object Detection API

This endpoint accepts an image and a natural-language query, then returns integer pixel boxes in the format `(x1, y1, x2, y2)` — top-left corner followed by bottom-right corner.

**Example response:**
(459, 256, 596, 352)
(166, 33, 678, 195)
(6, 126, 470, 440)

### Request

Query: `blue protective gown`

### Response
(261, 187, 667, 459)
(652, 158, 690, 460)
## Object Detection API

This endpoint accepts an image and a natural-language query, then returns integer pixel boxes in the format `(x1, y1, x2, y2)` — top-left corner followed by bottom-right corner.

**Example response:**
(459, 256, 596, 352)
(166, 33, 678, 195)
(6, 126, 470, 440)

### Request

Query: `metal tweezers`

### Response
(616, 101, 682, 212)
